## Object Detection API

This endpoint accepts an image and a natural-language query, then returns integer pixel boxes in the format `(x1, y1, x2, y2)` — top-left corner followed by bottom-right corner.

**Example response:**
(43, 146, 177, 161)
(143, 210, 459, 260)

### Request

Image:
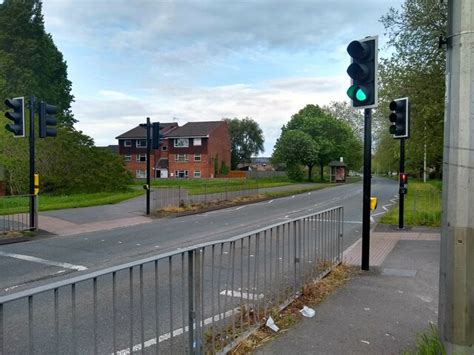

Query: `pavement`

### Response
(256, 225, 440, 355)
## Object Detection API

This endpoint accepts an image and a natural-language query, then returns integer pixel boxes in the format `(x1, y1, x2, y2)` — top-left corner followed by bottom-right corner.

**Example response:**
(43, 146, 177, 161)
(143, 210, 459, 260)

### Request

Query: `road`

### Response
(0, 177, 399, 354)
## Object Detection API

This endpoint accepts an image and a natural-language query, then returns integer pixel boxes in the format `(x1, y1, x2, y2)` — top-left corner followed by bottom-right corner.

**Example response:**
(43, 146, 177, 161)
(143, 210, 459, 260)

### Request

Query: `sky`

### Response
(41, 0, 403, 155)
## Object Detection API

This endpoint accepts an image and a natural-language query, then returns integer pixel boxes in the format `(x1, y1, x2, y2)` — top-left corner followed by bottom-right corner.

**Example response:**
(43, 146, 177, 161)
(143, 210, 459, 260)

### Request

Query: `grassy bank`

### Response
(380, 180, 442, 227)
(0, 189, 144, 215)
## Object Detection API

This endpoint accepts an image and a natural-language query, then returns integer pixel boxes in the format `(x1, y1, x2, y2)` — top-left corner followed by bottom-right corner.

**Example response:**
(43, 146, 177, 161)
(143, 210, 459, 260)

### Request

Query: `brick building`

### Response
(115, 121, 231, 179)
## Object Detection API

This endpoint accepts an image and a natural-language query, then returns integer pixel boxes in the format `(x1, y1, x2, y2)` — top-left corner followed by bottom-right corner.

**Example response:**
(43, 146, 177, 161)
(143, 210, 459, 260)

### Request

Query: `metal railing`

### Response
(0, 194, 37, 232)
(0, 206, 343, 354)
(151, 180, 260, 211)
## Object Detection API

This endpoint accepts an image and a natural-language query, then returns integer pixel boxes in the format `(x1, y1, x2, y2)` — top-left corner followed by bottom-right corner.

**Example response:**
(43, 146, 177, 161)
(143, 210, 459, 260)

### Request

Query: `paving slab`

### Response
(256, 230, 440, 355)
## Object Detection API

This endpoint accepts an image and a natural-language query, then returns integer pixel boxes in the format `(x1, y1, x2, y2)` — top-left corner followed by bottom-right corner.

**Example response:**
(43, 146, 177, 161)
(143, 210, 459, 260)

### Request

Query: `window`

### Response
(136, 139, 147, 148)
(174, 138, 189, 147)
(194, 154, 201, 161)
(137, 154, 147, 162)
(123, 155, 131, 161)
(193, 138, 202, 146)
(136, 170, 146, 179)
(194, 170, 201, 178)
(175, 170, 188, 178)
(176, 154, 188, 162)
(162, 145, 167, 151)
(124, 140, 132, 147)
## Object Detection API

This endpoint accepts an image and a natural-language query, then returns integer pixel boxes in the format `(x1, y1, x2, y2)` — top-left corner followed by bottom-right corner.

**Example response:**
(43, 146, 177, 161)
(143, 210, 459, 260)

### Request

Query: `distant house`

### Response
(115, 121, 231, 179)
(238, 157, 274, 171)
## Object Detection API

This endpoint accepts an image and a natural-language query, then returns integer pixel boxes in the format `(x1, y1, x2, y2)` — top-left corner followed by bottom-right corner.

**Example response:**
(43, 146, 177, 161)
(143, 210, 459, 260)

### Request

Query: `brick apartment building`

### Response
(115, 121, 231, 179)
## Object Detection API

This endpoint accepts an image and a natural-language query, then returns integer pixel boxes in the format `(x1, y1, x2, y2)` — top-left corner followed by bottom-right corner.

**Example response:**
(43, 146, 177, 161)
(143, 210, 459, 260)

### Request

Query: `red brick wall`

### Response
(208, 122, 231, 176)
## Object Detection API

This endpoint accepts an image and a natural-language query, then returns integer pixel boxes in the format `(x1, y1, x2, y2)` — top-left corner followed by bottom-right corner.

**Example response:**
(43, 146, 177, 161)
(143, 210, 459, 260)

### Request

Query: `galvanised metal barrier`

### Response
(0, 194, 37, 232)
(0, 206, 343, 354)
(151, 180, 259, 211)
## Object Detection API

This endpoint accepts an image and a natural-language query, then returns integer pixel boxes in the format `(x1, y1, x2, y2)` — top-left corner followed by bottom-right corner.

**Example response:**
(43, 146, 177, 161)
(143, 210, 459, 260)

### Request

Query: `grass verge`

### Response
(229, 264, 354, 354)
(0, 189, 145, 215)
(403, 323, 445, 355)
(153, 184, 333, 216)
(380, 181, 442, 227)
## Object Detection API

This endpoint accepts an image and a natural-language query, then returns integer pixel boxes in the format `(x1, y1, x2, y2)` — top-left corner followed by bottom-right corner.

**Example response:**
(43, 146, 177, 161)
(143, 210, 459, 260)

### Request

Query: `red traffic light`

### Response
(400, 173, 408, 184)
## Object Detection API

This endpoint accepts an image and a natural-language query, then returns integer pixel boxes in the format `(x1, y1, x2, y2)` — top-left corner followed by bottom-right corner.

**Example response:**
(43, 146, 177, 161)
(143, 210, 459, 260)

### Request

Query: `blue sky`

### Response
(41, 0, 403, 154)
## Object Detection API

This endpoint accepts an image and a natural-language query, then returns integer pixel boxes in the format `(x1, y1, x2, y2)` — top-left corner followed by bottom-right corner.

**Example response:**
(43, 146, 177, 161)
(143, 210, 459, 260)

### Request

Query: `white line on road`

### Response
(115, 308, 238, 355)
(267, 200, 274, 204)
(0, 251, 87, 271)
(370, 216, 375, 223)
(220, 289, 264, 300)
(371, 212, 386, 217)
(235, 205, 247, 210)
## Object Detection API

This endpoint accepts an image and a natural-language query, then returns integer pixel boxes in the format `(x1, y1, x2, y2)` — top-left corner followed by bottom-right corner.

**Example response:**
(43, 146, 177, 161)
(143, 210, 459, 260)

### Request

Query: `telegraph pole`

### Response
(438, 0, 474, 353)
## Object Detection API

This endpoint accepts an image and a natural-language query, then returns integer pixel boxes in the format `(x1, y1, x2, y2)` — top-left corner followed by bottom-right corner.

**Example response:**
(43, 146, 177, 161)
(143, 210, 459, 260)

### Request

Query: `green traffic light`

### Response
(347, 85, 368, 103)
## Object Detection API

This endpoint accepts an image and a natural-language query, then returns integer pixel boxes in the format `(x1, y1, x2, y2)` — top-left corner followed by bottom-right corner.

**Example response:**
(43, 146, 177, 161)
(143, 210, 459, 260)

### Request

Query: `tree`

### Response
(376, 0, 447, 177)
(283, 104, 362, 180)
(323, 101, 364, 139)
(223, 117, 264, 170)
(0, 0, 132, 194)
(272, 130, 319, 181)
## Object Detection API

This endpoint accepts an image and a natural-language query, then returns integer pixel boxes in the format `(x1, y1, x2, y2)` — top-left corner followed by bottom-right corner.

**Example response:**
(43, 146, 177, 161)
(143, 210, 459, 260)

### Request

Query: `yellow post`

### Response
(370, 197, 378, 210)
(34, 173, 39, 195)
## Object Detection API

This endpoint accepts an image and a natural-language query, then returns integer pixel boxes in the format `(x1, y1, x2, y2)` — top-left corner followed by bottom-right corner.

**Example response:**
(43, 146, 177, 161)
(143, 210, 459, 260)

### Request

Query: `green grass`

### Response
(380, 180, 442, 227)
(0, 189, 145, 215)
(404, 324, 445, 355)
(142, 177, 296, 195)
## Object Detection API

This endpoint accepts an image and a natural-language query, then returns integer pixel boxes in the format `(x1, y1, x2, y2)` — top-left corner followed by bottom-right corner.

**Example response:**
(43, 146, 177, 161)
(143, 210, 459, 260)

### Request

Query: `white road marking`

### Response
(267, 200, 274, 204)
(370, 216, 375, 223)
(220, 289, 264, 300)
(235, 205, 247, 210)
(371, 212, 386, 217)
(4, 285, 19, 292)
(115, 308, 237, 354)
(0, 251, 87, 271)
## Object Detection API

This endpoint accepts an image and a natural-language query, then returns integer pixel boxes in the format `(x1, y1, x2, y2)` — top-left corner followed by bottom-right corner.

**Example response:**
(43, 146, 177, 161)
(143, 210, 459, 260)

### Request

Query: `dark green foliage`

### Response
(376, 0, 447, 177)
(0, 0, 132, 194)
(219, 160, 229, 176)
(0, 0, 75, 125)
(273, 104, 362, 181)
(223, 117, 264, 170)
(214, 154, 219, 177)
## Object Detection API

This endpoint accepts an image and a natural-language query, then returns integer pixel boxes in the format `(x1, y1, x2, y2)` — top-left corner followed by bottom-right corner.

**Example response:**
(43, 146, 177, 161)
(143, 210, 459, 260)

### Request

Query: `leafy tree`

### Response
(223, 117, 264, 170)
(376, 0, 447, 177)
(283, 104, 362, 180)
(272, 130, 319, 181)
(323, 101, 364, 139)
(0, 0, 132, 194)
(0, 0, 75, 125)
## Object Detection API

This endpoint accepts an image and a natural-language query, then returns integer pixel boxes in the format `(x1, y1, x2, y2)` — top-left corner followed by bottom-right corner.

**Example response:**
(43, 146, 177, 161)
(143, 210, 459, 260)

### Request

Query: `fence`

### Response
(151, 180, 260, 211)
(0, 194, 37, 233)
(0, 206, 343, 354)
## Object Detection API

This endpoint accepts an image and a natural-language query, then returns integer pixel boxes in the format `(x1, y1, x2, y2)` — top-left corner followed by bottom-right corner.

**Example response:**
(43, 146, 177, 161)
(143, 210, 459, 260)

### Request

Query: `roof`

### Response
(115, 122, 178, 139)
(165, 121, 224, 138)
(251, 157, 271, 165)
(329, 161, 346, 167)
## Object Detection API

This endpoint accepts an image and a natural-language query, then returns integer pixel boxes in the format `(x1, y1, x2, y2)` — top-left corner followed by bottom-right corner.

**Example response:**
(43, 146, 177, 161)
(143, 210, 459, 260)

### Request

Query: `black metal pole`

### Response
(29, 95, 35, 230)
(361, 108, 372, 270)
(399, 138, 405, 229)
(146, 117, 151, 215)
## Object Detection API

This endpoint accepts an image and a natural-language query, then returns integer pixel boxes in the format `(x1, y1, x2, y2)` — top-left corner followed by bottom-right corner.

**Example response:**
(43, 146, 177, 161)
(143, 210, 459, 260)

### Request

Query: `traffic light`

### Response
(388, 97, 409, 139)
(4, 97, 25, 137)
(39, 101, 57, 138)
(346, 36, 378, 109)
(152, 122, 162, 149)
(400, 173, 408, 185)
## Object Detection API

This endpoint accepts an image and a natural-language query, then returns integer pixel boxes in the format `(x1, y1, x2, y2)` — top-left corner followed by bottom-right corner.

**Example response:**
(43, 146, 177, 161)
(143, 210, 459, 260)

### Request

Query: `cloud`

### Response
(74, 75, 347, 153)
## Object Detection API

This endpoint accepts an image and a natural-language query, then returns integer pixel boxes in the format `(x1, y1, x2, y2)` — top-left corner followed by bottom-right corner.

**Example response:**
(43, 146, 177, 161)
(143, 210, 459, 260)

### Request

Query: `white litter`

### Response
(266, 316, 279, 332)
(361, 340, 370, 345)
(364, 307, 370, 311)
(299, 306, 316, 318)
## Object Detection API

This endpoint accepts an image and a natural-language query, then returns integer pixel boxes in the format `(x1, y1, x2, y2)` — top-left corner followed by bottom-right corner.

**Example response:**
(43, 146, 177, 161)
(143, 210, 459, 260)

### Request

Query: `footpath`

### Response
(256, 225, 440, 354)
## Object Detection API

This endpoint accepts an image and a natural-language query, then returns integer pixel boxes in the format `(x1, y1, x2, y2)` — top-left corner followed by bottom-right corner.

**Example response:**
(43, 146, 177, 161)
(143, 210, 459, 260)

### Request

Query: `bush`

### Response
(286, 165, 304, 182)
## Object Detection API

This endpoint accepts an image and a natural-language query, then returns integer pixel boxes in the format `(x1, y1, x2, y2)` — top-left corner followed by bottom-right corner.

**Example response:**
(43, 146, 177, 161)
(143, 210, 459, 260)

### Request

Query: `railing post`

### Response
(194, 249, 202, 354)
(188, 250, 195, 354)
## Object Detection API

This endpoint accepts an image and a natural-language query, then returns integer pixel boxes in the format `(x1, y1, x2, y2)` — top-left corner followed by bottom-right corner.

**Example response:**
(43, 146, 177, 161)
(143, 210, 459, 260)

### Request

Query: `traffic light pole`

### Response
(361, 108, 372, 270)
(146, 117, 151, 215)
(28, 95, 36, 230)
(398, 138, 405, 229)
